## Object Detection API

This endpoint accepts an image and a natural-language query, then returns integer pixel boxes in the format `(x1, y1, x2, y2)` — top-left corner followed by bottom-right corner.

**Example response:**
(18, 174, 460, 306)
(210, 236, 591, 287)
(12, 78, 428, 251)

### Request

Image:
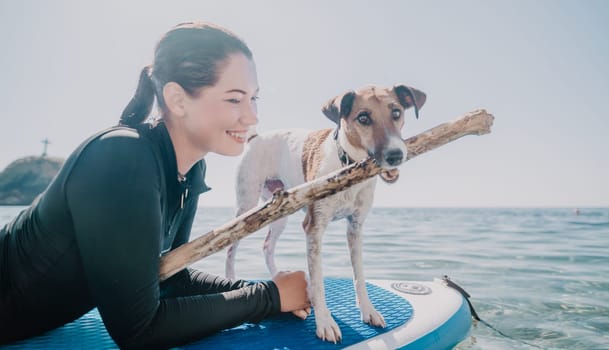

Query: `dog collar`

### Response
(333, 128, 400, 184)
(333, 128, 356, 167)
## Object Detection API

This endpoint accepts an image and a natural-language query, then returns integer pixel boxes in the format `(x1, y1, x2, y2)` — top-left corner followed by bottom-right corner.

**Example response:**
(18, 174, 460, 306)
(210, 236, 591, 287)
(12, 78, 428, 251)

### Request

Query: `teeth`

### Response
(227, 131, 246, 141)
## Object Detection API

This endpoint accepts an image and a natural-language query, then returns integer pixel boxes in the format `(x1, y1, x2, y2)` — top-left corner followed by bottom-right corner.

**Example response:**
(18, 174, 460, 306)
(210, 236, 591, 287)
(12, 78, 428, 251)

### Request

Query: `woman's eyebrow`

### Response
(225, 89, 246, 94)
(225, 87, 260, 94)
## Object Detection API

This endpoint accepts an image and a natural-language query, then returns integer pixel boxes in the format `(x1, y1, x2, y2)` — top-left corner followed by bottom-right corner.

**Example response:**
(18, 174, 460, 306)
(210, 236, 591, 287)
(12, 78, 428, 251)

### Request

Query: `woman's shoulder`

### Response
(57, 122, 168, 186)
(63, 123, 160, 175)
(85, 124, 156, 154)
(96, 123, 153, 143)
(60, 124, 163, 187)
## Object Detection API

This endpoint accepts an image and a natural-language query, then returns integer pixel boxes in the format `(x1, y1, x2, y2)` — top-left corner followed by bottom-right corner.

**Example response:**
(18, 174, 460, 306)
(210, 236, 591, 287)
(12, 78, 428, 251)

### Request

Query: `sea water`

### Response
(1, 206, 608, 349)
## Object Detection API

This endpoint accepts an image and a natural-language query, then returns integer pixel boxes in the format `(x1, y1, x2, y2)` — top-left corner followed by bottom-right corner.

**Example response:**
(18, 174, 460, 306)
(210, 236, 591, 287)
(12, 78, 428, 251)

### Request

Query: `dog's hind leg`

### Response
(263, 216, 287, 277)
(226, 153, 268, 280)
(260, 178, 287, 277)
(226, 190, 260, 279)
(225, 241, 240, 281)
(226, 198, 259, 280)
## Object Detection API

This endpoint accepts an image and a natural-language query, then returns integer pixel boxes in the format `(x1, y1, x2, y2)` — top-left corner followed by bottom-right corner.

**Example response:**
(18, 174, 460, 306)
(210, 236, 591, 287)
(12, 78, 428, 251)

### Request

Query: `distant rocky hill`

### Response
(0, 156, 64, 205)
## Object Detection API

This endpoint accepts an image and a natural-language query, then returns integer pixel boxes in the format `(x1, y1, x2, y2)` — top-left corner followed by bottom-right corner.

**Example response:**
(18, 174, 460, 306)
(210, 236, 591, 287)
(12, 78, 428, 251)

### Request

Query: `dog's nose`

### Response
(384, 149, 404, 166)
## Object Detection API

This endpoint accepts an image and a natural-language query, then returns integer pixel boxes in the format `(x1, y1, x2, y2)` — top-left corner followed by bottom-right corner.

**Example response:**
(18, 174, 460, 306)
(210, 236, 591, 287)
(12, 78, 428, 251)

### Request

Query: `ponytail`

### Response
(119, 65, 155, 126)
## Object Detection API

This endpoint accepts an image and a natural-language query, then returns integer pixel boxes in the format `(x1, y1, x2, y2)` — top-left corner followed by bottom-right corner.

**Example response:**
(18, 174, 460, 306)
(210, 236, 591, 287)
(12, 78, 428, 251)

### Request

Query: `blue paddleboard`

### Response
(3, 278, 471, 349)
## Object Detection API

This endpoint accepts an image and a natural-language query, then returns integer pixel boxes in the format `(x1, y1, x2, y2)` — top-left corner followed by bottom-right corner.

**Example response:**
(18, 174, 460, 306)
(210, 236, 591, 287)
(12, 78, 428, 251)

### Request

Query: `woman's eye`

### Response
(251, 96, 260, 102)
(392, 109, 402, 120)
(357, 113, 372, 126)
(226, 98, 241, 104)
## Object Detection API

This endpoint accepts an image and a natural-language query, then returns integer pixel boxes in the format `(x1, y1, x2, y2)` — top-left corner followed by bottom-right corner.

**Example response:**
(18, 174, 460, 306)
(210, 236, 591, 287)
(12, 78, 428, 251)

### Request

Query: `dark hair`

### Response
(119, 22, 253, 126)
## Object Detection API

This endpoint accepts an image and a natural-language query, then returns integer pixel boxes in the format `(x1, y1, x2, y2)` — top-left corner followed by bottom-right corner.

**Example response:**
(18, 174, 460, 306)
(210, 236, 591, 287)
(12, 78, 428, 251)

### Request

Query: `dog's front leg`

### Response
(304, 205, 342, 343)
(347, 216, 386, 328)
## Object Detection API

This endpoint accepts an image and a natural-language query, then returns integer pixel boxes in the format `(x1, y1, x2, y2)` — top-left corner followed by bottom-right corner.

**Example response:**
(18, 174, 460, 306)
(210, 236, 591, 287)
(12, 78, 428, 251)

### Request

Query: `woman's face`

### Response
(181, 53, 259, 157)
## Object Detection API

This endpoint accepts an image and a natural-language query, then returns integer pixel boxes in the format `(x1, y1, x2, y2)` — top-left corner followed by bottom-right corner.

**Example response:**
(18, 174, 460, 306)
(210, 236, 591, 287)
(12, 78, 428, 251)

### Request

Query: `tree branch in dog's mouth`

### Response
(159, 109, 495, 281)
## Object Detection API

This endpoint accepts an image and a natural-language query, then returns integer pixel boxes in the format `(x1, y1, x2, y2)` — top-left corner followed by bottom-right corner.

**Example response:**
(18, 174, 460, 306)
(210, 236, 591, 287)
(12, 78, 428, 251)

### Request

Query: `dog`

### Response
(226, 85, 426, 342)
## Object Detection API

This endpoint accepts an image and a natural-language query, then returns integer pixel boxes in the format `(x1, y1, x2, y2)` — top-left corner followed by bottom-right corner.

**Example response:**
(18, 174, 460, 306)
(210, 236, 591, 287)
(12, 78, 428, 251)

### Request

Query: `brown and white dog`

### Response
(226, 85, 426, 342)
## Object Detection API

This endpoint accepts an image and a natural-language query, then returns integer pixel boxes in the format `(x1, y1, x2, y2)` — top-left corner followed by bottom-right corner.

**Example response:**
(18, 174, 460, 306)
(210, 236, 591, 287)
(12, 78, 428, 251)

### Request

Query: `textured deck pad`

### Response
(5, 279, 413, 349)
(3, 309, 115, 349)
(184, 279, 413, 349)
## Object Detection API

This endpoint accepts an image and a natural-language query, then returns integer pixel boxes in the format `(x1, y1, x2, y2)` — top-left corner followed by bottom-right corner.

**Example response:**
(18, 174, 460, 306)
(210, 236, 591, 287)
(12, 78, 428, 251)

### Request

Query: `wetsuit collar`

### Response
(154, 121, 211, 196)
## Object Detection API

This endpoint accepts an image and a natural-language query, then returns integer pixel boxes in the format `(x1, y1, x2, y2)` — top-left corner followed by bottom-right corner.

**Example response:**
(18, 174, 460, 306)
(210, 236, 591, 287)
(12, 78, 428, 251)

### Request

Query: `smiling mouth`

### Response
(226, 131, 247, 143)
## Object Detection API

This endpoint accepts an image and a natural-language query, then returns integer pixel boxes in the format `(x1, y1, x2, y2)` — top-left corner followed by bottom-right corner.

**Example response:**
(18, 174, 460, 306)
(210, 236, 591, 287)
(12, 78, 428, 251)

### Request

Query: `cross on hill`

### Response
(41, 138, 51, 157)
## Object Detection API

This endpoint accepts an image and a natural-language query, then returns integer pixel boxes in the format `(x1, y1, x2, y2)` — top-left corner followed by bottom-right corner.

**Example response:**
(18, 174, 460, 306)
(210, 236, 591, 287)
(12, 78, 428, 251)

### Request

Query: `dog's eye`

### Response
(391, 109, 402, 120)
(357, 113, 372, 126)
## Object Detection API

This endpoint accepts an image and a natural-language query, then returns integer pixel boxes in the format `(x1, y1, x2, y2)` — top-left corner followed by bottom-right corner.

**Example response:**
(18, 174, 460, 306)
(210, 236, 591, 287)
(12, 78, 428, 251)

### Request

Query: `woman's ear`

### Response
(163, 82, 188, 118)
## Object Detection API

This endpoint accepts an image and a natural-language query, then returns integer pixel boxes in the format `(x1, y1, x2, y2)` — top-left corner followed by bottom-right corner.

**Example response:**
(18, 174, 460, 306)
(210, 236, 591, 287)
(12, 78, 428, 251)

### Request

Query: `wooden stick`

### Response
(159, 109, 495, 281)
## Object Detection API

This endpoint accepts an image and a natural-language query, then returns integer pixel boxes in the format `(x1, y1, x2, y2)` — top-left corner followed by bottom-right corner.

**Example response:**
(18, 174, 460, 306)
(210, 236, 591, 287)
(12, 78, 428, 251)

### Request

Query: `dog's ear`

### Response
(393, 85, 426, 119)
(322, 91, 356, 124)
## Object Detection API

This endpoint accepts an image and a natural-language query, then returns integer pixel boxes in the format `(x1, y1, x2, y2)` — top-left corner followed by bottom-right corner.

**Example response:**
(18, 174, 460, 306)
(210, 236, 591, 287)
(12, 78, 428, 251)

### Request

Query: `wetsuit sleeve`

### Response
(65, 134, 280, 349)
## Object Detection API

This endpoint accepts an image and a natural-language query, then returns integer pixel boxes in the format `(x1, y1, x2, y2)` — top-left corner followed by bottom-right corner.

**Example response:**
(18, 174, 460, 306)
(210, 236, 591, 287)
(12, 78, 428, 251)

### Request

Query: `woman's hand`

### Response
(272, 271, 311, 319)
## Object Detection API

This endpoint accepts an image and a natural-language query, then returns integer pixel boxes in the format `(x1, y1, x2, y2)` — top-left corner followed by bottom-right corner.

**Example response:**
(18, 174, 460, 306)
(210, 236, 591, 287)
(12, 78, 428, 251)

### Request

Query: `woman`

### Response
(0, 22, 309, 349)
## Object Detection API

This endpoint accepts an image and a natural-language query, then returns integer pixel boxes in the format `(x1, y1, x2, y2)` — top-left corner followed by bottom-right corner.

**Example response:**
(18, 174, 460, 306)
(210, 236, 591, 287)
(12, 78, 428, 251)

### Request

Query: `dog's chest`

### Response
(300, 134, 377, 220)
(324, 179, 376, 221)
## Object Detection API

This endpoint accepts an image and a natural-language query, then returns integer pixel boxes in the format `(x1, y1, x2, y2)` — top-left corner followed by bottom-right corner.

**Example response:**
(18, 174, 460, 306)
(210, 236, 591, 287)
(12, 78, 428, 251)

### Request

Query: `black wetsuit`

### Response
(0, 122, 281, 349)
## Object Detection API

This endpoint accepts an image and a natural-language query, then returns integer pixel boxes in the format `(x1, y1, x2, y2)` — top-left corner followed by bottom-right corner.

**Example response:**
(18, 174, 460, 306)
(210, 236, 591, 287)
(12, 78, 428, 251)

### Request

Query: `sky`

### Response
(1, 0, 608, 208)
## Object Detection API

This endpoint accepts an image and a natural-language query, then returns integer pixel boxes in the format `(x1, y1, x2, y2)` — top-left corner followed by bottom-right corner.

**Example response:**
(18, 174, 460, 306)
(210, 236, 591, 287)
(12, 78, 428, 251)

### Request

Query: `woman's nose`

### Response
(242, 101, 259, 125)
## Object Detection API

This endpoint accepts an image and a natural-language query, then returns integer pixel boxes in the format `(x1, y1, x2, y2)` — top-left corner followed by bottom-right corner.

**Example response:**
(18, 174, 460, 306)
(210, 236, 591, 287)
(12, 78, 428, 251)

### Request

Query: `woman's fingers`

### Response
(292, 309, 309, 320)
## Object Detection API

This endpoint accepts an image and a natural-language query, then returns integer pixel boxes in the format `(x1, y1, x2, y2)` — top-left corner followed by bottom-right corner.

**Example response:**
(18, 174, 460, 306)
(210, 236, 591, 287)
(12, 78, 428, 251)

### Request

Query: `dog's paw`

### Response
(315, 310, 342, 343)
(361, 305, 387, 328)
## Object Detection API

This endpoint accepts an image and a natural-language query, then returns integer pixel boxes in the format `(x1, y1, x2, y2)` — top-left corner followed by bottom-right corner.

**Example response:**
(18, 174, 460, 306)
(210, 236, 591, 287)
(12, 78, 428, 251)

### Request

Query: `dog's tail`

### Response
(246, 126, 258, 142)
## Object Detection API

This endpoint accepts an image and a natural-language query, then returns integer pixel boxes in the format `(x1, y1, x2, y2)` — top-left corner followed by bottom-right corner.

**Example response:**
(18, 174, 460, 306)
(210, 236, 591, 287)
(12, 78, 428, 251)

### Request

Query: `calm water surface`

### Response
(2, 206, 608, 349)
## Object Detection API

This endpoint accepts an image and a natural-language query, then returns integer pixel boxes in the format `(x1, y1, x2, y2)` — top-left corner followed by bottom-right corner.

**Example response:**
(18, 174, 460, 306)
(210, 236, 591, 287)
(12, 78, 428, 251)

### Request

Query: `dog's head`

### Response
(322, 85, 426, 174)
